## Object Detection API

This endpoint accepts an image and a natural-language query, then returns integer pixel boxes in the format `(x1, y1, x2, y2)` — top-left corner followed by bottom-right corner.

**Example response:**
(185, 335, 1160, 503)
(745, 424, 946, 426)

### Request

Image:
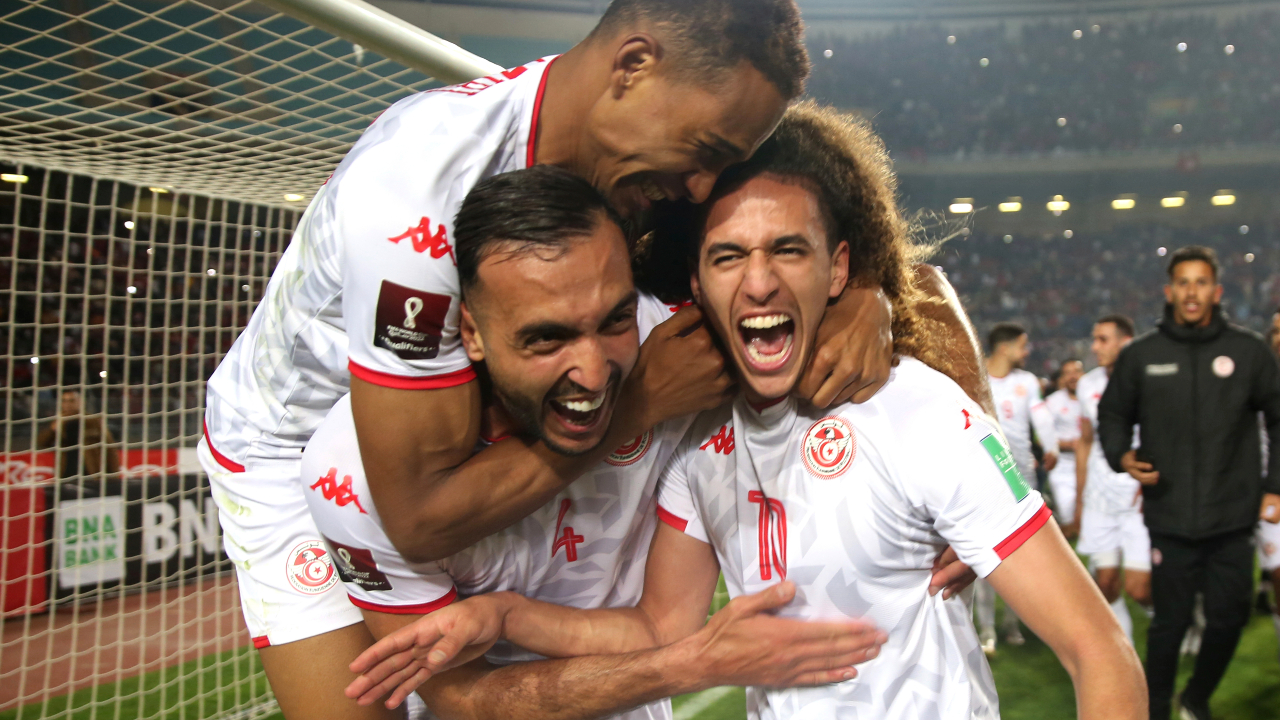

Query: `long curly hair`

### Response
(636, 100, 952, 375)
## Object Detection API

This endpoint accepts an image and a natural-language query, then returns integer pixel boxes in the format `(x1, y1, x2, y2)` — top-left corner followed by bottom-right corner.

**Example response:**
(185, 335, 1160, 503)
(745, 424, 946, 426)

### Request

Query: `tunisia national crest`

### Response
(802, 417, 856, 479)
(605, 430, 653, 467)
(285, 540, 338, 595)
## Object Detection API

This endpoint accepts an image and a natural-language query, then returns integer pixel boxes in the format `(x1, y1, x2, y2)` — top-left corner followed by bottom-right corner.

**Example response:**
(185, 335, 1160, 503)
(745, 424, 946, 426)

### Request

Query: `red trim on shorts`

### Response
(348, 360, 476, 390)
(203, 420, 245, 473)
(995, 503, 1052, 560)
(656, 505, 689, 532)
(347, 586, 459, 615)
(526, 57, 557, 168)
(252, 635, 270, 649)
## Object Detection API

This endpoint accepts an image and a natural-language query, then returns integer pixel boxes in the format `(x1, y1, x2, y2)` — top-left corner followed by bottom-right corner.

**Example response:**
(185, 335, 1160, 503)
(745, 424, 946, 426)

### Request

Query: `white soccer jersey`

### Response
(988, 369, 1057, 483)
(1044, 389, 1081, 479)
(302, 295, 690, 720)
(204, 58, 556, 466)
(1077, 367, 1141, 514)
(658, 359, 1049, 720)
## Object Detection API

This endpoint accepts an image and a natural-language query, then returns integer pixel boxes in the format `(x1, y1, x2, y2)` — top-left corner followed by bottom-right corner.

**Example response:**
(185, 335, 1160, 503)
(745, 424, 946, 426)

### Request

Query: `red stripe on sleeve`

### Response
(994, 503, 1052, 560)
(656, 505, 689, 532)
(348, 361, 476, 391)
(251, 635, 270, 649)
(346, 586, 458, 615)
(203, 420, 245, 473)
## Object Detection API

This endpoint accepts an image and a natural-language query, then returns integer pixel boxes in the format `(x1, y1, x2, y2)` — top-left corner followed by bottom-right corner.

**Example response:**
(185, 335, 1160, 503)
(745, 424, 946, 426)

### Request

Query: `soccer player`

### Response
(978, 322, 1058, 651)
(1073, 315, 1151, 644)
(347, 103, 1146, 720)
(197, 2, 903, 717)
(1261, 307, 1280, 655)
(1046, 359, 1085, 534)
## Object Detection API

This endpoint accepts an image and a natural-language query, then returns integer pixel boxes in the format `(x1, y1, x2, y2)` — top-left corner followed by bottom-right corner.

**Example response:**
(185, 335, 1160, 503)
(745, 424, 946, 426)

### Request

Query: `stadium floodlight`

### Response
(126, 285, 137, 294)
(1, 173, 29, 183)
(1046, 195, 1070, 212)
(1225, 45, 1235, 55)
(1177, 42, 1187, 52)
(1161, 196, 1186, 208)
(1245, 253, 1256, 263)
(1211, 192, 1236, 206)
(283, 193, 306, 202)
(148, 187, 170, 194)
(1057, 117, 1068, 127)
(1112, 198, 1136, 210)
(949, 199, 974, 213)
(1073, 29, 1083, 39)
(99, 370, 108, 378)
(29, 357, 39, 364)
(979, 58, 989, 67)
(999, 198, 1022, 213)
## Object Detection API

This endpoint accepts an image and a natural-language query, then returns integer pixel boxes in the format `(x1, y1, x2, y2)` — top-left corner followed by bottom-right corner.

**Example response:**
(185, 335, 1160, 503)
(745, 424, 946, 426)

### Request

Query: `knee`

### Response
(1095, 573, 1121, 603)
(1126, 576, 1152, 606)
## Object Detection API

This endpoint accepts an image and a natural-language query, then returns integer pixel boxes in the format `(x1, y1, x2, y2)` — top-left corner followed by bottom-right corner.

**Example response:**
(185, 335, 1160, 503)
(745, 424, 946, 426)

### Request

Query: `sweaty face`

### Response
(691, 175, 849, 402)
(1059, 361, 1084, 392)
(1091, 322, 1129, 370)
(1164, 259, 1222, 327)
(461, 222, 639, 456)
(587, 63, 786, 218)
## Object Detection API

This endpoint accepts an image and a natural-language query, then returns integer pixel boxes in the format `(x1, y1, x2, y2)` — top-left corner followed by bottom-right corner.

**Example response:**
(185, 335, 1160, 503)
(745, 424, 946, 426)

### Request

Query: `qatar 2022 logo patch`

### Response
(605, 430, 653, 467)
(801, 417, 856, 479)
(285, 540, 338, 595)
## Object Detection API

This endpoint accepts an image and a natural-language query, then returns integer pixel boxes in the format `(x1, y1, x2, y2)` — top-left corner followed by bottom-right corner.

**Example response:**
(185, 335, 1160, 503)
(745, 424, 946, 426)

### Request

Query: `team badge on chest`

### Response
(605, 430, 653, 467)
(801, 416, 856, 479)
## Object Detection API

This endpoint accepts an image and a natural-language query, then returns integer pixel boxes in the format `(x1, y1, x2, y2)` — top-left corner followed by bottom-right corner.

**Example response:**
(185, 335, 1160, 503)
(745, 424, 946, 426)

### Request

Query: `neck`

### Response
(533, 41, 610, 175)
(987, 356, 1013, 378)
(1066, 389, 1076, 399)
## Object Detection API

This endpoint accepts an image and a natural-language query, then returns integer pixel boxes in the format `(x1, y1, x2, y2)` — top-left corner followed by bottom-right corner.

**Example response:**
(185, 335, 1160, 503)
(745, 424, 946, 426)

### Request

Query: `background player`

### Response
(1261, 306, 1280, 656)
(1073, 315, 1151, 644)
(348, 103, 1146, 720)
(978, 321, 1058, 651)
(1046, 358, 1085, 534)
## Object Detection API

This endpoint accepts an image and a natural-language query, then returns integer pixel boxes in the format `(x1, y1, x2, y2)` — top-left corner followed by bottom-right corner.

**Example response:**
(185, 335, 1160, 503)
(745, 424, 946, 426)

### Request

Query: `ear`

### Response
(1212, 283, 1224, 304)
(689, 264, 704, 306)
(829, 241, 851, 299)
(609, 34, 661, 99)
(1163, 284, 1174, 304)
(459, 302, 486, 363)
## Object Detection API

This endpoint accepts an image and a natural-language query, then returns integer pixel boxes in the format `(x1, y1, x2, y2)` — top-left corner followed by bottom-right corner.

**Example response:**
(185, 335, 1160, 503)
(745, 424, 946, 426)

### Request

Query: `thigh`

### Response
(1201, 530, 1255, 627)
(260, 623, 405, 720)
(1120, 511, 1152, 572)
(1148, 533, 1199, 624)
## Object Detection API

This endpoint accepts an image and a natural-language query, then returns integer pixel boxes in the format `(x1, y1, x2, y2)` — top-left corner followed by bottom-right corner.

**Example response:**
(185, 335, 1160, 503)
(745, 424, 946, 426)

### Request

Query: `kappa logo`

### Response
(388, 217, 455, 263)
(551, 498, 584, 562)
(310, 467, 368, 514)
(285, 540, 338, 595)
(436, 63, 539, 97)
(700, 424, 735, 455)
(605, 430, 653, 467)
(802, 417, 856, 479)
(748, 491, 787, 580)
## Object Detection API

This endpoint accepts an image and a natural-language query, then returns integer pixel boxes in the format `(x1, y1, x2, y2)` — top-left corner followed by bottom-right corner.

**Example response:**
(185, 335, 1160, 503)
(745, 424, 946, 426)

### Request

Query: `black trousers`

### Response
(1146, 528, 1255, 720)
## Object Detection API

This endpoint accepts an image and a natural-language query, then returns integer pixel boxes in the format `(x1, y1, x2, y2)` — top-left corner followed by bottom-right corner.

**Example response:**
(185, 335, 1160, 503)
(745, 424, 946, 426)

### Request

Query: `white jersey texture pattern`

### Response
(1045, 389, 1082, 520)
(1076, 367, 1142, 514)
(204, 57, 555, 466)
(988, 369, 1057, 486)
(303, 295, 688, 720)
(657, 359, 1050, 720)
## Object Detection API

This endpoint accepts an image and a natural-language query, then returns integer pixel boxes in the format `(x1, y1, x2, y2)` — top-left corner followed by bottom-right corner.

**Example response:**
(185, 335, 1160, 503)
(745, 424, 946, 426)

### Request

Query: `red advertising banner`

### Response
(0, 449, 182, 485)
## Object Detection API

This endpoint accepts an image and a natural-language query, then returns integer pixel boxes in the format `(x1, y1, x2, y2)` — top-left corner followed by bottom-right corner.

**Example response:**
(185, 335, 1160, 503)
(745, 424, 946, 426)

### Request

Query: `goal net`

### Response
(0, 1, 493, 717)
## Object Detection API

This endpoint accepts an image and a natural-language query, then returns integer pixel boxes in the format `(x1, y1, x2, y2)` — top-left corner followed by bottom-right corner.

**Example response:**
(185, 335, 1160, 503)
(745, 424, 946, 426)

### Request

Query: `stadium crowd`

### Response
(809, 11, 1280, 156)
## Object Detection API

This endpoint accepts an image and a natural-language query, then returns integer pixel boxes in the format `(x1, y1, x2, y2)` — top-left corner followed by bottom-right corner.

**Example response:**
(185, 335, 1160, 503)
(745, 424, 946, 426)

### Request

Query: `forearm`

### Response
(1065, 635, 1147, 720)
(499, 593, 663, 658)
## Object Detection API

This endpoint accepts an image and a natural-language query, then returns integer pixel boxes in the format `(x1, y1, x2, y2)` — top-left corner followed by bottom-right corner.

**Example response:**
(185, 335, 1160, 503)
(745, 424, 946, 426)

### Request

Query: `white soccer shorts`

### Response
(1077, 505, 1151, 571)
(1257, 520, 1280, 572)
(1046, 468, 1077, 525)
(197, 439, 363, 648)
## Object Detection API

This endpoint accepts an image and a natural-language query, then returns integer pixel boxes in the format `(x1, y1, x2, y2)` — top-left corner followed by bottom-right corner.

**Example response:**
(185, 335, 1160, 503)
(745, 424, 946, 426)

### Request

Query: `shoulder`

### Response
(865, 358, 984, 437)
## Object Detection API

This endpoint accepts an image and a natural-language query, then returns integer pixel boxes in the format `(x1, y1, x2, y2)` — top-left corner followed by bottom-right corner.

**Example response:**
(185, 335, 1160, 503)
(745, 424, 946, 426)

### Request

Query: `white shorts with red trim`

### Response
(1077, 505, 1151, 571)
(1257, 519, 1280, 572)
(197, 439, 363, 648)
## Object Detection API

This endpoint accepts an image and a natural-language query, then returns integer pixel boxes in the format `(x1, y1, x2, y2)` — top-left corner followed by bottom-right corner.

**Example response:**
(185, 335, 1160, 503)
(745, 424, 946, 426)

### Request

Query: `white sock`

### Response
(1111, 597, 1133, 642)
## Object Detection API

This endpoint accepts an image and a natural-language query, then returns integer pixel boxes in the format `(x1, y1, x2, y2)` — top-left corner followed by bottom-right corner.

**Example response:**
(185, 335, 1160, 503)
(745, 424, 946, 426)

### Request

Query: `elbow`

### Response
(386, 517, 464, 564)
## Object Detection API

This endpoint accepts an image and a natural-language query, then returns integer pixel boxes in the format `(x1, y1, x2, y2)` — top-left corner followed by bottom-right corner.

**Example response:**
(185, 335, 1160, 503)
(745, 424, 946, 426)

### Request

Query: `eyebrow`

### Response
(705, 134, 748, 162)
(513, 290, 639, 344)
(704, 234, 813, 257)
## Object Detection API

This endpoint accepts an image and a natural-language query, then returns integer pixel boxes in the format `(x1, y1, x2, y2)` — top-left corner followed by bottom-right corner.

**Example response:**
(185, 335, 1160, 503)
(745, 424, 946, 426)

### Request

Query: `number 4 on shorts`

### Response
(980, 434, 1030, 502)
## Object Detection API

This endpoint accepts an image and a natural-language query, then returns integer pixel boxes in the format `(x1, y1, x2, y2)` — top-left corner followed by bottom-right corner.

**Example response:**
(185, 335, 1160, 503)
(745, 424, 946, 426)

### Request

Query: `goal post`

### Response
(0, 1, 498, 717)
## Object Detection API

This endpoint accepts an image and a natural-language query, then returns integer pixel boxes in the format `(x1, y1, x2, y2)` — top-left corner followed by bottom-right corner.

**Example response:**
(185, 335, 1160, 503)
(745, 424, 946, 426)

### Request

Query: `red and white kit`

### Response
(198, 58, 557, 648)
(988, 369, 1057, 488)
(658, 358, 1049, 720)
(302, 295, 691, 720)
(1044, 388, 1082, 521)
(1075, 367, 1150, 571)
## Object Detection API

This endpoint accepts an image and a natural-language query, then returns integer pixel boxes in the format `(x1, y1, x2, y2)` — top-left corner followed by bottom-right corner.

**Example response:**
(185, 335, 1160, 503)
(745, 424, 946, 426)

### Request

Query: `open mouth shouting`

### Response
(738, 312, 795, 372)
(547, 384, 614, 439)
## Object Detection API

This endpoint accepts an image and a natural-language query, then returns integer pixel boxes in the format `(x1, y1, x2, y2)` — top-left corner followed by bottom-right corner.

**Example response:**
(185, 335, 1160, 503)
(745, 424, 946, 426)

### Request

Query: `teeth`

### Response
(739, 314, 791, 330)
(746, 334, 794, 364)
(559, 395, 605, 413)
(641, 181, 665, 201)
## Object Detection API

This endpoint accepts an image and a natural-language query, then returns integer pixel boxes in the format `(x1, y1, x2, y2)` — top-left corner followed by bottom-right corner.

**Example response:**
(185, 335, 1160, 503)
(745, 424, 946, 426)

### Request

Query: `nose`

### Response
(684, 170, 718, 204)
(565, 337, 613, 394)
(742, 249, 779, 305)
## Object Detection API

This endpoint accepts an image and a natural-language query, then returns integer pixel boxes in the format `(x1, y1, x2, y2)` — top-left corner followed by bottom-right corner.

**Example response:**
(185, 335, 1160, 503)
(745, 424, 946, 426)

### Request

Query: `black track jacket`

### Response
(1098, 305, 1280, 539)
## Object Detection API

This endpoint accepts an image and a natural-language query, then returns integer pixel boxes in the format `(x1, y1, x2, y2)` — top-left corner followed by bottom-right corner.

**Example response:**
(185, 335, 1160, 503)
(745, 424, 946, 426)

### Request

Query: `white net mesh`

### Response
(0, 1, 456, 717)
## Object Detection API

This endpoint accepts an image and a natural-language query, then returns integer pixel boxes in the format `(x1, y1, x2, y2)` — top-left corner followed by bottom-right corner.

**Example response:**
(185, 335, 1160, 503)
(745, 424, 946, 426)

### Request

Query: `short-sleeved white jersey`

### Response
(1077, 367, 1141, 514)
(204, 58, 556, 467)
(302, 296, 690, 720)
(657, 358, 1049, 720)
(1044, 389, 1081, 479)
(988, 369, 1056, 481)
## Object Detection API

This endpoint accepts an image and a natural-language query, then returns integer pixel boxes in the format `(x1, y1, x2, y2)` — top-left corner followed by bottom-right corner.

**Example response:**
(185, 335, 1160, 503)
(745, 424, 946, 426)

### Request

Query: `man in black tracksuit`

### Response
(1099, 246, 1280, 720)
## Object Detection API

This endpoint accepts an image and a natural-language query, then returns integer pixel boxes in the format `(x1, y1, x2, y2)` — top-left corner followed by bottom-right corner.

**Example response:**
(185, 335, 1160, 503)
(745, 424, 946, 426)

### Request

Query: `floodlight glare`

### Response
(1112, 198, 1136, 210)
(1046, 195, 1070, 212)
(949, 199, 974, 213)
(1161, 196, 1186, 208)
(1211, 193, 1236, 206)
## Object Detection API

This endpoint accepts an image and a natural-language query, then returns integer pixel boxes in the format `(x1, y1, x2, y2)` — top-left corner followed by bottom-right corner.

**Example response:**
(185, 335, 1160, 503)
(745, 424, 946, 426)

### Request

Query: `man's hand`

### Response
(928, 546, 977, 600)
(1261, 493, 1280, 524)
(619, 306, 734, 435)
(797, 286, 893, 408)
(1120, 450, 1159, 485)
(346, 594, 514, 708)
(1062, 514, 1080, 541)
(1042, 452, 1059, 472)
(680, 582, 887, 688)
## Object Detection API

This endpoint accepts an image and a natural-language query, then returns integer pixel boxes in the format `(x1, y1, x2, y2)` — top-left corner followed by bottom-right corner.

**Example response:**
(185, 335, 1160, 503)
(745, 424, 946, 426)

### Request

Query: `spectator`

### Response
(1098, 246, 1280, 720)
(36, 389, 120, 481)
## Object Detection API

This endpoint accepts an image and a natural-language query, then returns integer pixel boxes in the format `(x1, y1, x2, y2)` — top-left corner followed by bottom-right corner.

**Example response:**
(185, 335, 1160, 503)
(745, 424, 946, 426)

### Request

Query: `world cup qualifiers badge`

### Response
(286, 540, 338, 595)
(605, 430, 653, 467)
(802, 417, 856, 479)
